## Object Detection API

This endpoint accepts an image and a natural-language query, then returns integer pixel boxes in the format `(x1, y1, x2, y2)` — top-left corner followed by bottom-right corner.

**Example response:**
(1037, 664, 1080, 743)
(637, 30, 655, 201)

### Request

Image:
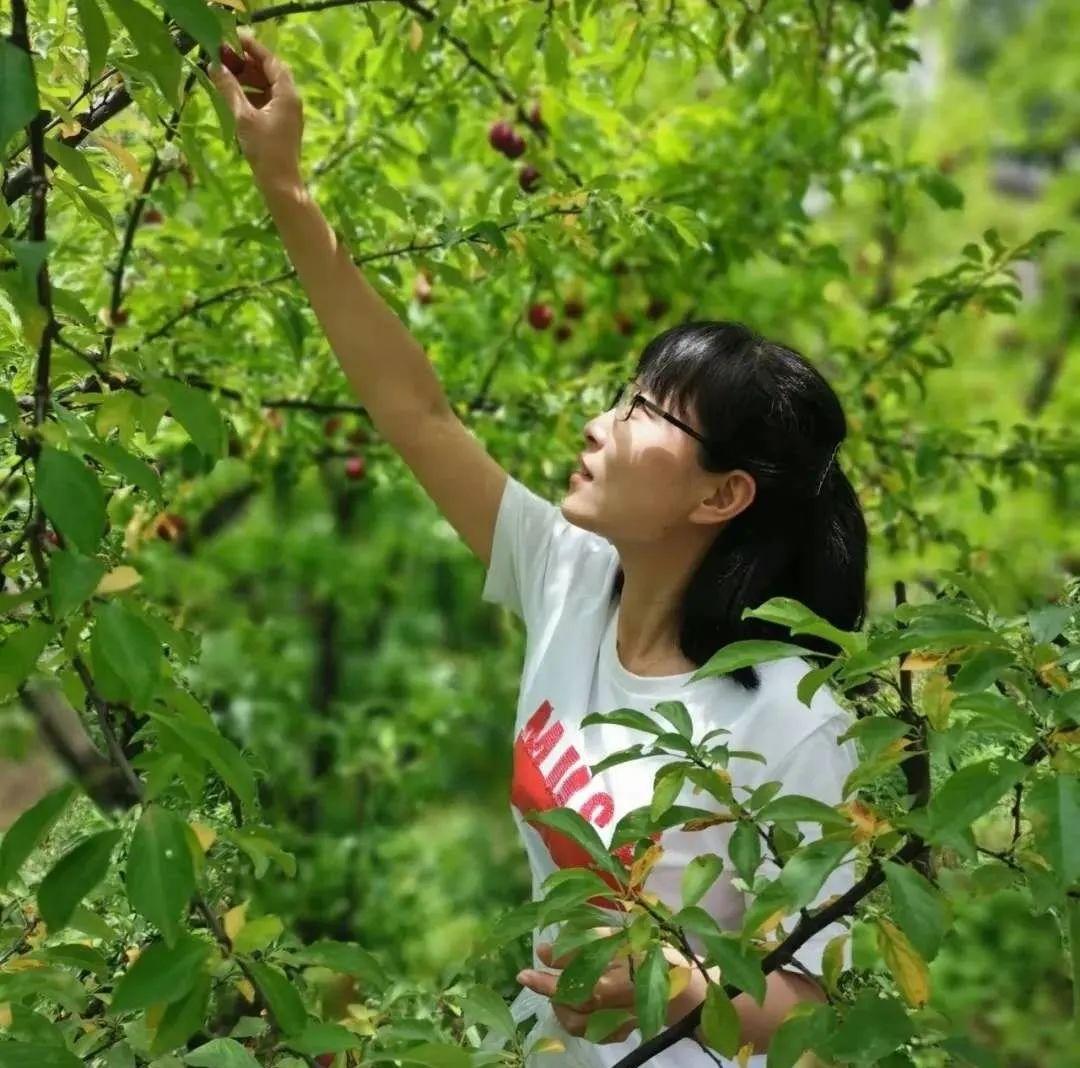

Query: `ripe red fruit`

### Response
(528, 103, 542, 127)
(554, 324, 572, 343)
(519, 165, 542, 193)
(344, 455, 366, 481)
(324, 416, 342, 436)
(218, 43, 246, 76)
(527, 303, 553, 330)
(504, 131, 527, 159)
(315, 1055, 334, 1068)
(614, 312, 635, 336)
(110, 307, 129, 326)
(563, 297, 585, 320)
(488, 121, 515, 154)
(44, 529, 61, 547)
(143, 207, 163, 225)
(645, 297, 669, 321)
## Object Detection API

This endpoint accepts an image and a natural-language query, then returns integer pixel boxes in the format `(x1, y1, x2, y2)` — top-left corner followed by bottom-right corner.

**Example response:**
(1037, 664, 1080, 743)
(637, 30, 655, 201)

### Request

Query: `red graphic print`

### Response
(511, 699, 660, 909)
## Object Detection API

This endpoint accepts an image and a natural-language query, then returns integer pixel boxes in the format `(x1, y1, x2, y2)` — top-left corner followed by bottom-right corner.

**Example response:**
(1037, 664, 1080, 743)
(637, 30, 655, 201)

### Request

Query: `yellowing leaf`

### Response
(0, 1004, 10, 1028)
(146, 1000, 167, 1029)
(95, 565, 142, 595)
(223, 901, 248, 943)
(3, 957, 47, 972)
(190, 822, 217, 852)
(876, 916, 930, 1007)
(92, 133, 144, 187)
(900, 652, 943, 671)
(628, 842, 663, 891)
(666, 963, 691, 1001)
(736, 1043, 756, 1067)
(821, 932, 849, 995)
(235, 977, 256, 1003)
(531, 1037, 566, 1054)
(407, 19, 424, 51)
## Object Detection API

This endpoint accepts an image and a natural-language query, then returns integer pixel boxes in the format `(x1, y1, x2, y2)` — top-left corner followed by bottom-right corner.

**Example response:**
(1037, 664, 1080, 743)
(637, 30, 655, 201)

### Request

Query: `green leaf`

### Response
(247, 961, 307, 1036)
(881, 860, 950, 962)
(102, 0, 182, 108)
(148, 376, 227, 464)
(728, 820, 761, 885)
(28, 942, 110, 977)
(652, 699, 693, 739)
(650, 764, 686, 823)
(742, 597, 861, 656)
(681, 853, 725, 908)
(699, 981, 740, 1057)
(91, 601, 162, 708)
(525, 807, 626, 881)
(926, 758, 1027, 839)
(149, 711, 257, 812)
(37, 829, 122, 933)
(777, 839, 853, 911)
(231, 914, 283, 954)
(1027, 774, 1080, 889)
(0, 1043, 82, 1068)
(820, 987, 914, 1062)
(35, 447, 107, 555)
(126, 805, 196, 947)
(0, 782, 75, 890)
(581, 708, 664, 736)
(221, 826, 296, 879)
(73, 0, 112, 81)
(632, 942, 669, 1040)
(43, 135, 103, 191)
(692, 641, 823, 681)
(48, 550, 106, 619)
(183, 1038, 261, 1068)
(109, 934, 210, 1015)
(156, 0, 223, 58)
(583, 1007, 635, 1043)
(0, 40, 39, 156)
(0, 621, 58, 699)
(918, 171, 964, 210)
(755, 795, 852, 828)
(552, 931, 625, 1007)
(285, 1021, 363, 1055)
(151, 972, 211, 1055)
(455, 985, 517, 1042)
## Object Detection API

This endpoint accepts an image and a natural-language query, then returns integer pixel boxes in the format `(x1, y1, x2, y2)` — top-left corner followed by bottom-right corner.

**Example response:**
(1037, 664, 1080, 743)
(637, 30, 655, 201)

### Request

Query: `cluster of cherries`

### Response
(488, 105, 544, 193)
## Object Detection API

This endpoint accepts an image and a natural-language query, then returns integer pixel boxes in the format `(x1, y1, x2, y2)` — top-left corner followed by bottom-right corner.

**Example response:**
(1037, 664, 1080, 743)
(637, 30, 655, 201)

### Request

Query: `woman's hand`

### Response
(517, 930, 642, 1045)
(208, 32, 305, 194)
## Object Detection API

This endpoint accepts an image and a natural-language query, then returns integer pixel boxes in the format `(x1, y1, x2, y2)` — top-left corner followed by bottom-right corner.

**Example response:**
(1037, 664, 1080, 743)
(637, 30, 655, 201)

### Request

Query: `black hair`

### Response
(609, 320, 868, 691)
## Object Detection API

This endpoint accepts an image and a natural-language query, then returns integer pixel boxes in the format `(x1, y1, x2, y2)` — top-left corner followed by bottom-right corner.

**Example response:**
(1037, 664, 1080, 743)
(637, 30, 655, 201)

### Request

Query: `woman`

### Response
(209, 33, 867, 1067)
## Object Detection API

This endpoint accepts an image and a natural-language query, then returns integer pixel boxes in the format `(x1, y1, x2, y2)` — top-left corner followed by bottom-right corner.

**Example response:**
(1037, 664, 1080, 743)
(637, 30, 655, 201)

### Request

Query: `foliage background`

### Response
(1, 0, 1078, 1065)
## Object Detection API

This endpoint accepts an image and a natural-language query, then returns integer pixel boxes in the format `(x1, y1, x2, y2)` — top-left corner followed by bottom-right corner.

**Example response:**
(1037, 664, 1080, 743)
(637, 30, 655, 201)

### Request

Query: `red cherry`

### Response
(324, 416, 342, 436)
(554, 324, 572, 343)
(614, 312, 635, 336)
(315, 1055, 334, 1068)
(519, 165, 542, 193)
(563, 297, 585, 320)
(528, 103, 542, 127)
(488, 121, 515, 154)
(154, 513, 187, 542)
(503, 132, 527, 159)
(110, 307, 129, 326)
(44, 529, 61, 547)
(218, 43, 246, 76)
(143, 207, 164, 225)
(344, 455, 366, 481)
(527, 303, 553, 330)
(645, 297, 669, 321)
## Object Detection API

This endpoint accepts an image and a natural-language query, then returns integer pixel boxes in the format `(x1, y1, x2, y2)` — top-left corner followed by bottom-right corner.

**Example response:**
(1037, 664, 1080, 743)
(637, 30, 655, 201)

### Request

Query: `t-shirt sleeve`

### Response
(481, 474, 607, 632)
(748, 713, 860, 979)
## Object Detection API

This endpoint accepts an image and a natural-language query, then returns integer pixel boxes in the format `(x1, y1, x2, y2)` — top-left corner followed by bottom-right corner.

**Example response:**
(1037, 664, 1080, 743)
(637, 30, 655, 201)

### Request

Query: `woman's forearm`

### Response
(258, 176, 451, 430)
(664, 950, 827, 1053)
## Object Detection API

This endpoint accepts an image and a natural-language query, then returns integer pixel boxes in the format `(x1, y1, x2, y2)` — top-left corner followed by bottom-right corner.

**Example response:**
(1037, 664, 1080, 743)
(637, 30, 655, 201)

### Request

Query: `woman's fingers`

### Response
(238, 31, 294, 92)
(207, 58, 253, 119)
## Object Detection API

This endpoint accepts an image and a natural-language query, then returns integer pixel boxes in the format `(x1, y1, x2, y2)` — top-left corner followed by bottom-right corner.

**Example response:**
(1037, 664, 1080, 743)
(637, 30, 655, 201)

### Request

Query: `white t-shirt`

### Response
(479, 475, 859, 1068)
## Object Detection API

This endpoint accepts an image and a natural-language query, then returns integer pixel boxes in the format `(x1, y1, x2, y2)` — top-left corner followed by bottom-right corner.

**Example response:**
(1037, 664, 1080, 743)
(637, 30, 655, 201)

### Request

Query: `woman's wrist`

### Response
(256, 170, 308, 204)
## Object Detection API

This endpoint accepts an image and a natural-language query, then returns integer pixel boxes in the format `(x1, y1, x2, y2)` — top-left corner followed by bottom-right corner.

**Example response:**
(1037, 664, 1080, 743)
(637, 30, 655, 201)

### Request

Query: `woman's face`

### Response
(561, 378, 735, 544)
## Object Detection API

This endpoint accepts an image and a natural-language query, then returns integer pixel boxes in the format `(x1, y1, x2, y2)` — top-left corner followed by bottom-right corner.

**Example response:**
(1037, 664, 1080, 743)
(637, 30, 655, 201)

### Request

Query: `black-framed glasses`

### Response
(609, 379, 711, 447)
